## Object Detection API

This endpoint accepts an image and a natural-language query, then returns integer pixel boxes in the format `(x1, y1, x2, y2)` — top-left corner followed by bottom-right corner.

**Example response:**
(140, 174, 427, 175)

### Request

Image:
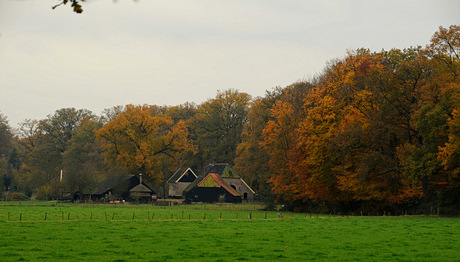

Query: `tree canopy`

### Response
(95, 104, 196, 184)
(2, 25, 460, 213)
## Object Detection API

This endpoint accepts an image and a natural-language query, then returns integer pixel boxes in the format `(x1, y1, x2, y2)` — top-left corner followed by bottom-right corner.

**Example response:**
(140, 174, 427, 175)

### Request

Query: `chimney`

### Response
(139, 173, 142, 185)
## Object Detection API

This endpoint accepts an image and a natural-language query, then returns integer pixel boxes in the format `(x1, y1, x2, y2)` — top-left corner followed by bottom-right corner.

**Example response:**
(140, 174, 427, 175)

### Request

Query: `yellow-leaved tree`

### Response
(95, 104, 196, 185)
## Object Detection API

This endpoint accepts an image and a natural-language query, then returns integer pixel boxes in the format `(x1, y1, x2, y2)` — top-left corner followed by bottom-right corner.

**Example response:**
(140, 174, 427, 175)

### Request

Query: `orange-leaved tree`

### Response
(260, 82, 314, 204)
(294, 50, 387, 203)
(95, 104, 196, 184)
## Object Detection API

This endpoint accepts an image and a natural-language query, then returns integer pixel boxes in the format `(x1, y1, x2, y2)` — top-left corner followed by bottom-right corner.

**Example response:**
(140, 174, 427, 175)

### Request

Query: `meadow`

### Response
(0, 202, 459, 261)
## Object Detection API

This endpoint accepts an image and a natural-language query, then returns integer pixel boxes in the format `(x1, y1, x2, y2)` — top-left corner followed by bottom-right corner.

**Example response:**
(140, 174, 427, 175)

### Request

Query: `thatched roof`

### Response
(82, 174, 155, 196)
(130, 184, 153, 193)
(92, 175, 137, 195)
(198, 173, 241, 196)
(184, 173, 241, 197)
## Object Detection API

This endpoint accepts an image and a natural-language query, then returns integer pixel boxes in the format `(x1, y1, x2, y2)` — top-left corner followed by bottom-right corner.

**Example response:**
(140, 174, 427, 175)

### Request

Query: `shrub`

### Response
(35, 182, 59, 200)
(4, 192, 29, 201)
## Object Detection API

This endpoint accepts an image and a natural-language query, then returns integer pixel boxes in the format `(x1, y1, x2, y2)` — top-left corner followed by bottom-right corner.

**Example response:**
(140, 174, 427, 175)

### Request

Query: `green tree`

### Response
(234, 97, 273, 193)
(62, 118, 106, 199)
(16, 108, 93, 192)
(193, 89, 251, 166)
(0, 112, 14, 192)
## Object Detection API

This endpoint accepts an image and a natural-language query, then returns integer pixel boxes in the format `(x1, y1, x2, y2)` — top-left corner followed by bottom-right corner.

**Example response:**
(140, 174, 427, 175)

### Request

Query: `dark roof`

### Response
(168, 168, 187, 182)
(130, 184, 153, 193)
(204, 164, 228, 176)
(204, 164, 240, 178)
(86, 174, 155, 196)
(168, 168, 197, 183)
(184, 164, 244, 194)
(93, 175, 137, 195)
(183, 172, 241, 197)
(183, 175, 205, 193)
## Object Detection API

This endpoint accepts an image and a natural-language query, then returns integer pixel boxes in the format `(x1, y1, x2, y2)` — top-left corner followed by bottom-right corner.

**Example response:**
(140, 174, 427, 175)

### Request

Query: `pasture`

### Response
(0, 202, 459, 261)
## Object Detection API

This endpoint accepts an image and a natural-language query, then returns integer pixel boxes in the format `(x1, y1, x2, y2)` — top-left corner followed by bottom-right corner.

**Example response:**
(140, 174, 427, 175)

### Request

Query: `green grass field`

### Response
(0, 202, 459, 261)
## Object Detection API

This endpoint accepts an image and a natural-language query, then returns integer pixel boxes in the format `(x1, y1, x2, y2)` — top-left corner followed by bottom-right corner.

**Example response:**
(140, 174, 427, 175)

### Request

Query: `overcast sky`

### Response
(0, 0, 458, 127)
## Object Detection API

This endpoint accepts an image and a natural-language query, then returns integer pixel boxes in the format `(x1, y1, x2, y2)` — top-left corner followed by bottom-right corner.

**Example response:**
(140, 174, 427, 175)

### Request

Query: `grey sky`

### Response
(0, 0, 458, 127)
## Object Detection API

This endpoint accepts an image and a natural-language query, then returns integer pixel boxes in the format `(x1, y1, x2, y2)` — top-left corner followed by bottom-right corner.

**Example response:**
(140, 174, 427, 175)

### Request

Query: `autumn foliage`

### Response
(2, 25, 459, 213)
(95, 104, 196, 184)
(251, 26, 460, 213)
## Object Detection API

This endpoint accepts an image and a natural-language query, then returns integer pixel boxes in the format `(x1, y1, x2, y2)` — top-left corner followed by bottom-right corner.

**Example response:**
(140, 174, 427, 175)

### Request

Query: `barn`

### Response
(184, 173, 242, 203)
(203, 164, 256, 201)
(76, 174, 155, 203)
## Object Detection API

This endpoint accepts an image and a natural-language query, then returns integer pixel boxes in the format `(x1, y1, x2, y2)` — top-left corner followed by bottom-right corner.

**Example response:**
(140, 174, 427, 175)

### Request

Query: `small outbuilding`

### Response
(129, 183, 155, 203)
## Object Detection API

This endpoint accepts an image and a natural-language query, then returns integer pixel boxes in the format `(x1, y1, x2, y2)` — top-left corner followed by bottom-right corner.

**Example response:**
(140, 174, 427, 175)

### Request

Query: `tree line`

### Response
(1, 25, 459, 214)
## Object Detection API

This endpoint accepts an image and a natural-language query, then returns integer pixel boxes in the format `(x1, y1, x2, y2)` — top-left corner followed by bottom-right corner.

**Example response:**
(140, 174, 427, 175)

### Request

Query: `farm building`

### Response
(76, 174, 155, 203)
(129, 183, 155, 202)
(203, 164, 255, 201)
(184, 173, 242, 203)
(167, 167, 198, 198)
(183, 164, 255, 203)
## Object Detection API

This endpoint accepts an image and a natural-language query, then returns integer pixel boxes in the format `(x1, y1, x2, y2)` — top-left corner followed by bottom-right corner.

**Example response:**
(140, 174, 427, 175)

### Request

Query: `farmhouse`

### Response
(184, 173, 242, 203)
(76, 174, 155, 203)
(167, 167, 198, 198)
(203, 164, 255, 201)
(183, 164, 256, 203)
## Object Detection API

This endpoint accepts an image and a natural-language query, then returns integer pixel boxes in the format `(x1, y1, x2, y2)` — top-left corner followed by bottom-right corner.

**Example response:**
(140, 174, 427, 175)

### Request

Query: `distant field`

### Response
(0, 202, 459, 261)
